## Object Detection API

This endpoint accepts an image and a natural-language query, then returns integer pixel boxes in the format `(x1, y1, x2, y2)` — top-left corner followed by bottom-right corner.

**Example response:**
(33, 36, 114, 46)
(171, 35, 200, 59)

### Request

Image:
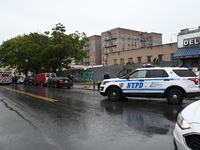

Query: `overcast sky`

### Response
(1, 0, 200, 45)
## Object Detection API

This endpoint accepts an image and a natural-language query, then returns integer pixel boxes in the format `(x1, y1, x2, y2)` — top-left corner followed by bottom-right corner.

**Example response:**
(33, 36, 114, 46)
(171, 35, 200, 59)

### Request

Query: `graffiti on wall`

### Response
(71, 70, 95, 81)
(80, 72, 95, 81)
(59, 61, 179, 82)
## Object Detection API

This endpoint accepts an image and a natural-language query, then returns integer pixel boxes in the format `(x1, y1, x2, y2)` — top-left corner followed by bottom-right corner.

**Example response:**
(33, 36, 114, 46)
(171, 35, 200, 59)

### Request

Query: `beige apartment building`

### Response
(82, 27, 163, 66)
(106, 43, 177, 66)
(101, 28, 162, 66)
(83, 35, 101, 66)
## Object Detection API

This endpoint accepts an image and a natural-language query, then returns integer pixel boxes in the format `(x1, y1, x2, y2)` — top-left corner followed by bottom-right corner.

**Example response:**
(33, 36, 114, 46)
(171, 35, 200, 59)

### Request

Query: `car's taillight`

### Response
(189, 78, 199, 85)
(58, 80, 63, 82)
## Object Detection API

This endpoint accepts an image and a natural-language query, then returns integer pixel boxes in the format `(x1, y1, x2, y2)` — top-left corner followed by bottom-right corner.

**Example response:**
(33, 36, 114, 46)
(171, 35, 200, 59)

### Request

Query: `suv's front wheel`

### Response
(107, 87, 122, 101)
(167, 89, 183, 105)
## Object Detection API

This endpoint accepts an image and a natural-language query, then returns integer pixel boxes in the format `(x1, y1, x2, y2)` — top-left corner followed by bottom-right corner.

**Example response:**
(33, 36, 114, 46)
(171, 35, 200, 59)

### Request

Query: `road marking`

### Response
(0, 86, 58, 102)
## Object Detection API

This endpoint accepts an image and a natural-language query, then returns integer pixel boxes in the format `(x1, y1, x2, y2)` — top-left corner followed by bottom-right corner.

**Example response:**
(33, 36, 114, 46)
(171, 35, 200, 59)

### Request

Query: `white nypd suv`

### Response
(100, 67, 200, 104)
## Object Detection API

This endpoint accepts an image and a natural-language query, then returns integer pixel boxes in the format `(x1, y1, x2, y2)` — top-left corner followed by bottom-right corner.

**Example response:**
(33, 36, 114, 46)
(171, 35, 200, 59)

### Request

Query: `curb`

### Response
(73, 82, 101, 90)
(73, 83, 100, 90)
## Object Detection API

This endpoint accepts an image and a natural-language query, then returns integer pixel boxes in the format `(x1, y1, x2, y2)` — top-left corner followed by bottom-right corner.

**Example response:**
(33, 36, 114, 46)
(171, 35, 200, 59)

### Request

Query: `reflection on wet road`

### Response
(0, 84, 194, 150)
(0, 86, 58, 102)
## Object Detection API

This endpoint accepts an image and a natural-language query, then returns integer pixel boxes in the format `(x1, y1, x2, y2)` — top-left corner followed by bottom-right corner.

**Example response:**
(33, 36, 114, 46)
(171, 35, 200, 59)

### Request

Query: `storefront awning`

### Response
(173, 46, 200, 59)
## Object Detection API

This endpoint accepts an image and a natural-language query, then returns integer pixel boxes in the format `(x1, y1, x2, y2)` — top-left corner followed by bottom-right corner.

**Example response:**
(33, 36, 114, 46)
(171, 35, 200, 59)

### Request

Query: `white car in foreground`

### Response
(174, 100, 200, 150)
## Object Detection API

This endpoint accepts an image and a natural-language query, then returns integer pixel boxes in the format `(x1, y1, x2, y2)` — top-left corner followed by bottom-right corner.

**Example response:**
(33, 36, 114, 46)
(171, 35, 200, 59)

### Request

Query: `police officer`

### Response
(104, 72, 110, 79)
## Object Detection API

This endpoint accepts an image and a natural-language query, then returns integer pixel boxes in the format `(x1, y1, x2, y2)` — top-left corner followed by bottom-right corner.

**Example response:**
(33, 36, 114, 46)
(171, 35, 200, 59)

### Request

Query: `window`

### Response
(46, 73, 50, 77)
(171, 53, 174, 60)
(146, 70, 168, 78)
(131, 35, 133, 40)
(173, 70, 197, 77)
(51, 73, 56, 77)
(114, 59, 117, 64)
(122, 33, 124, 39)
(137, 57, 142, 63)
(128, 57, 133, 63)
(2, 74, 9, 77)
(120, 58, 124, 64)
(147, 56, 152, 62)
(129, 70, 147, 78)
(158, 54, 164, 61)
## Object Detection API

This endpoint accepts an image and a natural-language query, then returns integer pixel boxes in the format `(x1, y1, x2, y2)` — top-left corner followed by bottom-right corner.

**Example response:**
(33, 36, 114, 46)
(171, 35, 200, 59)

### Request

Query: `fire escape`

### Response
(105, 31, 117, 49)
(140, 32, 146, 48)
(103, 31, 117, 65)
(84, 42, 90, 66)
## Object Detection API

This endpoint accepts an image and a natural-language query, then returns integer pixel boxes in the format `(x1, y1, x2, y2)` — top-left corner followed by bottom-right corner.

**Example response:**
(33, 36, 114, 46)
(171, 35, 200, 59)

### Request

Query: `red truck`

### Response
(34, 72, 56, 86)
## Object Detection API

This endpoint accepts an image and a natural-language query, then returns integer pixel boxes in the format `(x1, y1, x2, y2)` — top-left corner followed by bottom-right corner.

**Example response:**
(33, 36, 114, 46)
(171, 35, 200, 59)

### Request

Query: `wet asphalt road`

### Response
(0, 84, 195, 150)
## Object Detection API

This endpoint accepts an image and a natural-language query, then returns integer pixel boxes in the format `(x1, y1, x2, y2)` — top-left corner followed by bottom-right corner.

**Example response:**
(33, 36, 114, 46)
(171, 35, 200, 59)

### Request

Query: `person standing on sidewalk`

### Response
(14, 74, 18, 85)
(97, 72, 110, 90)
(103, 72, 110, 79)
(67, 74, 74, 87)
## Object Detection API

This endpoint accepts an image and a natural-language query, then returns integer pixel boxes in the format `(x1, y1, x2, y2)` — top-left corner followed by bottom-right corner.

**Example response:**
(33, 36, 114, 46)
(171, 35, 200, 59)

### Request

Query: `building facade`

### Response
(173, 27, 200, 71)
(83, 35, 101, 66)
(101, 28, 162, 66)
(106, 43, 177, 66)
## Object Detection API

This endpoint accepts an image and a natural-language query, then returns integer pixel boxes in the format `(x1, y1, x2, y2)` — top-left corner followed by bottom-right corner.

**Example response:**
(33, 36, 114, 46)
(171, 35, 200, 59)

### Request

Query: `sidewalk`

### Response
(73, 82, 100, 90)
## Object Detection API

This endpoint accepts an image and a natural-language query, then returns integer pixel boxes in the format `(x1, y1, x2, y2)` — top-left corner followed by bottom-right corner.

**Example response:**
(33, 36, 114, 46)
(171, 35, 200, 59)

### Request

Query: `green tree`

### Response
(42, 23, 88, 72)
(0, 33, 49, 76)
(0, 23, 88, 75)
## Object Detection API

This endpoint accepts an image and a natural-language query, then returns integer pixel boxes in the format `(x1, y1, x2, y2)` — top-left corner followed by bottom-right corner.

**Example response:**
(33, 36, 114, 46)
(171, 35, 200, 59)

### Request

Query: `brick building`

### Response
(83, 35, 101, 66)
(101, 28, 162, 66)
(106, 42, 177, 66)
(82, 27, 162, 66)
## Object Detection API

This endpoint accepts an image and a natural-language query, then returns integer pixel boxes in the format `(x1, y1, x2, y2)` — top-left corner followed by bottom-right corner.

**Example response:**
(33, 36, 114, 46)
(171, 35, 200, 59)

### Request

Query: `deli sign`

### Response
(183, 37, 200, 47)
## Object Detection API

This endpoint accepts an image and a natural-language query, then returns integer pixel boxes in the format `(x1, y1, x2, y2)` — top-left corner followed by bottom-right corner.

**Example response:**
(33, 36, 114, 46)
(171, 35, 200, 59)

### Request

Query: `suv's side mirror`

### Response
(122, 74, 130, 80)
(126, 76, 130, 80)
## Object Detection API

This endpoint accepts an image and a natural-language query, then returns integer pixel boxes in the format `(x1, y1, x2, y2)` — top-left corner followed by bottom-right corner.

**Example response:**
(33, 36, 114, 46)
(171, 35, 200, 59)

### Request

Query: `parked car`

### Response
(100, 67, 200, 104)
(174, 100, 200, 150)
(24, 76, 34, 85)
(34, 72, 56, 86)
(17, 76, 25, 84)
(47, 76, 73, 88)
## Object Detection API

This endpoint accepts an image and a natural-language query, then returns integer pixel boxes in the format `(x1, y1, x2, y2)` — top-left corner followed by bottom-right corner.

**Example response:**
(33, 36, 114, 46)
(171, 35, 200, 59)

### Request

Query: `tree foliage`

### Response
(0, 33, 48, 75)
(0, 23, 88, 75)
